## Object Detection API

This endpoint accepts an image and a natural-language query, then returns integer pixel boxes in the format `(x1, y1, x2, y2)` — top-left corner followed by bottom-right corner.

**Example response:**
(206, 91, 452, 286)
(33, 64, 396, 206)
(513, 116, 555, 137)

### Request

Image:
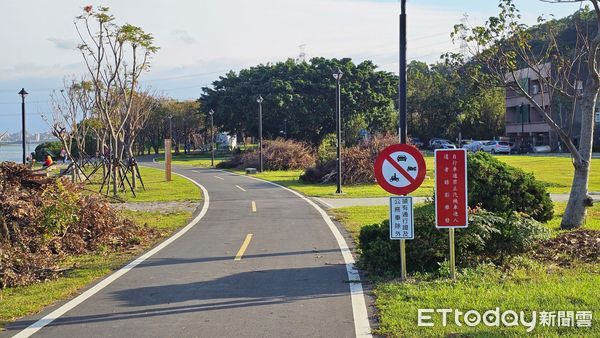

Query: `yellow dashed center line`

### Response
(251, 201, 257, 212)
(214, 176, 224, 180)
(235, 185, 246, 192)
(234, 234, 253, 261)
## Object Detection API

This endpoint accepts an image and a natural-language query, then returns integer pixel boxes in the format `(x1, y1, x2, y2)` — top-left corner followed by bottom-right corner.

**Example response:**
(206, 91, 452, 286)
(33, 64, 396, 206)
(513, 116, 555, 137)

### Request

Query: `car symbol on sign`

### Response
(397, 155, 407, 162)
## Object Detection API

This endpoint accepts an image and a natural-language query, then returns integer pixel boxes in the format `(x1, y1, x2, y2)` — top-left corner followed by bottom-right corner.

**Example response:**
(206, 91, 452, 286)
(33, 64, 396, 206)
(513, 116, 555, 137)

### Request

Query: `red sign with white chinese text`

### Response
(434, 149, 468, 228)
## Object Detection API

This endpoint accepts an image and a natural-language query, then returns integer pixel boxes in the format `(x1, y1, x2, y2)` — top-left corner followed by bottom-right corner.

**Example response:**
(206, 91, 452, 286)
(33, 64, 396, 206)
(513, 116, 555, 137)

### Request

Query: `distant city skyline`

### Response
(0, 0, 584, 133)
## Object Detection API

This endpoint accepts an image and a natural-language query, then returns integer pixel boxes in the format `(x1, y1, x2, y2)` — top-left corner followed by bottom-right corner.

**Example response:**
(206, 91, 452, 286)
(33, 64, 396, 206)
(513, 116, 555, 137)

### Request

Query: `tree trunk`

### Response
(561, 77, 598, 229)
(112, 136, 118, 197)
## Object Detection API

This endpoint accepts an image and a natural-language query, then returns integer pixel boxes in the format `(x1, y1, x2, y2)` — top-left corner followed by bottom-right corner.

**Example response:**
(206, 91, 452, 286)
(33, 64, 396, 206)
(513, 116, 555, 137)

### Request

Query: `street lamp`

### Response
(18, 88, 28, 164)
(167, 114, 173, 140)
(520, 103, 524, 149)
(209, 109, 215, 167)
(332, 68, 343, 194)
(256, 95, 264, 173)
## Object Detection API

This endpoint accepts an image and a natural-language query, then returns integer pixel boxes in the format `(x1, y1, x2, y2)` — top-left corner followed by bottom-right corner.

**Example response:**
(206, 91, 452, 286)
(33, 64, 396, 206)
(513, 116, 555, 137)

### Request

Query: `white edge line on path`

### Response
(313, 197, 335, 209)
(217, 169, 372, 338)
(13, 170, 210, 338)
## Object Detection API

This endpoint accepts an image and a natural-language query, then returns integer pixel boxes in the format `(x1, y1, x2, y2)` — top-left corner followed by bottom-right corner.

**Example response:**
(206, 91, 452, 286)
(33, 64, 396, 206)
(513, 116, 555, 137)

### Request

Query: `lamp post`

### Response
(18, 88, 28, 164)
(256, 95, 264, 173)
(209, 109, 215, 167)
(520, 103, 524, 148)
(333, 68, 343, 194)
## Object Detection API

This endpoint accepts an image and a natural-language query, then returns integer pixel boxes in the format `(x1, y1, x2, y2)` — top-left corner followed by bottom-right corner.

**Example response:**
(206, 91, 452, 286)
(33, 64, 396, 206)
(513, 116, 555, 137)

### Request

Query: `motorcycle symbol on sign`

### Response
(390, 173, 399, 182)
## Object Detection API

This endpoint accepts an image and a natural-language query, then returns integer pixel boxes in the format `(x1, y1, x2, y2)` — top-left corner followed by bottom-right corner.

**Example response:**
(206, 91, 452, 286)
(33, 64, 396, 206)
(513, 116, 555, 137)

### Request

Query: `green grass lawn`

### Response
(155, 152, 228, 168)
(237, 155, 599, 198)
(234, 169, 435, 198)
(86, 166, 201, 202)
(495, 155, 600, 194)
(375, 262, 599, 337)
(0, 210, 192, 330)
(331, 202, 600, 337)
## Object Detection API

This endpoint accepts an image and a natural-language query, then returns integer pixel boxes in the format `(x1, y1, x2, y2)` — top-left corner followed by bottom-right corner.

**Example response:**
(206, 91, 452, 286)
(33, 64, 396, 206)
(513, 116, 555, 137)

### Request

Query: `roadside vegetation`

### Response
(329, 154, 599, 337)
(0, 163, 199, 329)
(86, 166, 201, 202)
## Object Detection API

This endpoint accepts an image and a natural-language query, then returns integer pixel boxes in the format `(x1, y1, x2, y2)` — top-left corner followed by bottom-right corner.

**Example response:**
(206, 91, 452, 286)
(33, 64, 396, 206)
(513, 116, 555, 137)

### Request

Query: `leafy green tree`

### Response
(200, 58, 397, 145)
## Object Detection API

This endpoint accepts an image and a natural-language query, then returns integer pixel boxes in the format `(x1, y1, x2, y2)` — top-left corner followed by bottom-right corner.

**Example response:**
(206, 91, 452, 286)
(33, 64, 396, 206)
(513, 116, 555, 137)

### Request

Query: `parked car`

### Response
(429, 138, 448, 148)
(462, 140, 484, 153)
(431, 139, 457, 149)
(481, 141, 511, 154)
(516, 143, 533, 154)
(410, 137, 424, 148)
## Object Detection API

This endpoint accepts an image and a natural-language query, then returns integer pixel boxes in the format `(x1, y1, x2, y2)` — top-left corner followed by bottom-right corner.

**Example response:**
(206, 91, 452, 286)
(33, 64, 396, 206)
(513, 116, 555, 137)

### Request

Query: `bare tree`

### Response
(74, 5, 158, 196)
(451, 0, 596, 229)
(46, 77, 95, 179)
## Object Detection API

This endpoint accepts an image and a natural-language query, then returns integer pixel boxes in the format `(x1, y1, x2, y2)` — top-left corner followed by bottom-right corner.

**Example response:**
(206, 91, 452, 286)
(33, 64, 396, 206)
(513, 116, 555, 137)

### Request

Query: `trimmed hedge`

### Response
(357, 204, 550, 277)
(467, 151, 553, 222)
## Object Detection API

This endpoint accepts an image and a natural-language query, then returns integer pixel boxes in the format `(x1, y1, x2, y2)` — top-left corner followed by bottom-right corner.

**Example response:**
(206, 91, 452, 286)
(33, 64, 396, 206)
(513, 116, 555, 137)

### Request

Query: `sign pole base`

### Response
(400, 239, 407, 281)
(449, 228, 456, 280)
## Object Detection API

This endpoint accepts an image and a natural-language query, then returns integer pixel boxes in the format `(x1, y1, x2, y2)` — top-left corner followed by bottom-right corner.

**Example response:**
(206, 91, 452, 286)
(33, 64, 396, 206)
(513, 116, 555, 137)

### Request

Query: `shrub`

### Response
(467, 151, 553, 222)
(217, 138, 316, 171)
(317, 133, 337, 163)
(34, 141, 62, 161)
(357, 204, 550, 277)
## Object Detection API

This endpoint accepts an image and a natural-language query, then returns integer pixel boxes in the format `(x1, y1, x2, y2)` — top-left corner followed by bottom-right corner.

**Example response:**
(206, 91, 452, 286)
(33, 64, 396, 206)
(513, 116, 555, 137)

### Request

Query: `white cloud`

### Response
(47, 37, 78, 50)
(170, 29, 197, 45)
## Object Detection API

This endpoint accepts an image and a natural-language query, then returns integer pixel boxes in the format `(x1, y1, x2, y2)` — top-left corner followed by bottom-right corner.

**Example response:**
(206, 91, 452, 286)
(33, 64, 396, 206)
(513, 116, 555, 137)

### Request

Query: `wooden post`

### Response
(165, 139, 172, 181)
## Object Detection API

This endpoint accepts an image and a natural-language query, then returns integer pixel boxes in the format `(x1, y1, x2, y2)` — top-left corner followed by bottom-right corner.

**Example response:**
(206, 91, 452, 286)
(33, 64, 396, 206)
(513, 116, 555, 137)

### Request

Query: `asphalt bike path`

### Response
(5, 165, 371, 338)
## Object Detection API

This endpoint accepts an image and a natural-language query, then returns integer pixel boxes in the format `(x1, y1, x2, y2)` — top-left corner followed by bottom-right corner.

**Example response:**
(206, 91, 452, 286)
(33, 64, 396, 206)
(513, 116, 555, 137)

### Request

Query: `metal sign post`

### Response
(376, 145, 425, 281)
(434, 149, 468, 280)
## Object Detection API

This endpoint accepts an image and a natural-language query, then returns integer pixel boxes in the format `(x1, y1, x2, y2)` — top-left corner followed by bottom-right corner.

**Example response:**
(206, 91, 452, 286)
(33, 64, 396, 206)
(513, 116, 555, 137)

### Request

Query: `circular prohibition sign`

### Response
(374, 144, 426, 195)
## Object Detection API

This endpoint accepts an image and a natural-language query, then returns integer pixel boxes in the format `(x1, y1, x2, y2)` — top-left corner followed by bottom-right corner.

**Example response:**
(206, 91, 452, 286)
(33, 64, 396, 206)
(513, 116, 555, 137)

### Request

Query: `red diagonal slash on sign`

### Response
(386, 155, 415, 185)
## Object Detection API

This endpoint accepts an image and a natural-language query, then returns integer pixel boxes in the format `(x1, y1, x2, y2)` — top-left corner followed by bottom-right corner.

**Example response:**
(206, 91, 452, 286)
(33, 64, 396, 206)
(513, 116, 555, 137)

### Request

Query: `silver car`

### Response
(462, 141, 484, 152)
(481, 141, 511, 154)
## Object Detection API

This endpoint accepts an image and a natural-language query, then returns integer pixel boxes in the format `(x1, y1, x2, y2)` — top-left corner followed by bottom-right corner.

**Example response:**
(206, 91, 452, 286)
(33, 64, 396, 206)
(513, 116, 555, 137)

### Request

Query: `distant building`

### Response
(504, 62, 594, 151)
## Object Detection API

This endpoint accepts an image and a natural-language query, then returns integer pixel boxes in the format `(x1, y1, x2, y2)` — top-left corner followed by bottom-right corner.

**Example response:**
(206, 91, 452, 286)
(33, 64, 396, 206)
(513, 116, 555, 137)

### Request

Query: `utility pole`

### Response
(256, 95, 264, 172)
(209, 109, 215, 167)
(399, 0, 407, 144)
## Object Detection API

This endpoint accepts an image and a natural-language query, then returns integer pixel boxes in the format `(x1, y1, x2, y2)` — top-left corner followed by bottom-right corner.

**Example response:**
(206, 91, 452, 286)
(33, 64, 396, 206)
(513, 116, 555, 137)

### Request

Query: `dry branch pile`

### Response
(0, 163, 156, 288)
(301, 133, 400, 185)
(218, 138, 316, 171)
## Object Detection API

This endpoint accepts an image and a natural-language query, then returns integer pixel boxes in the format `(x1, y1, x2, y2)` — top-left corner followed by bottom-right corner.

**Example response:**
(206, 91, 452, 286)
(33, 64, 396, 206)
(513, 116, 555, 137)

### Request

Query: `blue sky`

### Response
(0, 0, 585, 134)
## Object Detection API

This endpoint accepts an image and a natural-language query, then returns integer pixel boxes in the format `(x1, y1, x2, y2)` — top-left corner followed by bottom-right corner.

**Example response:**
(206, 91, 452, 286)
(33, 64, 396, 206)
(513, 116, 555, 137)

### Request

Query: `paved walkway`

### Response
(313, 193, 600, 209)
(5, 164, 371, 338)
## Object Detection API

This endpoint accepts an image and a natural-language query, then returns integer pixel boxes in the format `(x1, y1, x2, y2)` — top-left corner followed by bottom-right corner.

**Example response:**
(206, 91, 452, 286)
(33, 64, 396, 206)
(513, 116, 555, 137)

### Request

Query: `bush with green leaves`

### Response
(467, 151, 553, 222)
(357, 204, 550, 277)
(34, 141, 62, 161)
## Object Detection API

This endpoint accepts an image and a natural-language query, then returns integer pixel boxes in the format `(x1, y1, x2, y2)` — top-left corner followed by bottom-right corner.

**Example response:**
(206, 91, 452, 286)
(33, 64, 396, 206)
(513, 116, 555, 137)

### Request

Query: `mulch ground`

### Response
(534, 229, 600, 266)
